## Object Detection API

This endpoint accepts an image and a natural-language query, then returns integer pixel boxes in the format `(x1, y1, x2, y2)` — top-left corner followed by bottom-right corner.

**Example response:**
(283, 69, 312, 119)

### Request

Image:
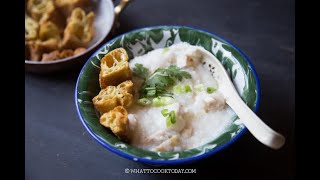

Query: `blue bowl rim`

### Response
(75, 25, 261, 165)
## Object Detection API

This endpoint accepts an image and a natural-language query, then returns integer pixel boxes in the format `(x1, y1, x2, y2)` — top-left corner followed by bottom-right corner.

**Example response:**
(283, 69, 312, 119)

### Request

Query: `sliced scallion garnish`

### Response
(206, 87, 216, 94)
(137, 98, 152, 106)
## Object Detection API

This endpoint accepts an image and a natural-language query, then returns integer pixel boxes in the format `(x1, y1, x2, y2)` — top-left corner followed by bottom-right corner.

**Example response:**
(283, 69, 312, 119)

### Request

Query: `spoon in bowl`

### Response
(201, 48, 286, 149)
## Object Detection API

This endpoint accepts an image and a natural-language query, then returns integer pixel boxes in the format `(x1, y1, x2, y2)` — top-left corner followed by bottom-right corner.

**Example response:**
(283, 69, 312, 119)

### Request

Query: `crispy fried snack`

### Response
(27, 21, 62, 61)
(59, 49, 74, 59)
(25, 0, 95, 61)
(54, 0, 89, 17)
(92, 81, 133, 114)
(27, 0, 55, 21)
(99, 48, 132, 88)
(41, 49, 76, 61)
(39, 21, 61, 41)
(25, 15, 39, 41)
(39, 12, 65, 31)
(27, 39, 59, 61)
(116, 80, 134, 106)
(100, 106, 129, 140)
(74, 47, 86, 55)
(41, 50, 60, 61)
(27, 44, 41, 61)
(117, 80, 134, 94)
(27, 0, 64, 30)
(92, 86, 118, 113)
(61, 8, 95, 49)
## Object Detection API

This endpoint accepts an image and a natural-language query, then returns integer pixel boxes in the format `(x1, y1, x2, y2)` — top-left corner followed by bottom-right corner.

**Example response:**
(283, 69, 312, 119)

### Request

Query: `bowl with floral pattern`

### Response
(75, 25, 260, 165)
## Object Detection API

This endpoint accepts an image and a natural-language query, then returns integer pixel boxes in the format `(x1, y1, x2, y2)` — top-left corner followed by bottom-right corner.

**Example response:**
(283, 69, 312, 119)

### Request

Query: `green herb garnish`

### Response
(161, 109, 177, 127)
(137, 98, 152, 106)
(161, 109, 169, 116)
(133, 63, 150, 80)
(139, 65, 192, 98)
(206, 87, 216, 94)
(184, 85, 192, 92)
(173, 85, 192, 94)
(152, 97, 175, 107)
(162, 47, 170, 54)
(195, 84, 205, 92)
(173, 85, 182, 94)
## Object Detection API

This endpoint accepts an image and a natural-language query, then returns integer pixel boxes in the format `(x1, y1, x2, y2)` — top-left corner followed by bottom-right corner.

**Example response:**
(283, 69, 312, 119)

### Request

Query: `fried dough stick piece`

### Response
(92, 80, 133, 114)
(99, 48, 132, 88)
(54, 0, 89, 17)
(27, 21, 61, 61)
(100, 106, 129, 140)
(27, 0, 64, 30)
(61, 8, 95, 49)
(25, 15, 39, 41)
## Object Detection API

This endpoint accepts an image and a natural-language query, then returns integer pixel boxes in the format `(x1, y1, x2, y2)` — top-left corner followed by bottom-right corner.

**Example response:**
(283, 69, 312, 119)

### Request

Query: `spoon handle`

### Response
(226, 95, 285, 149)
(112, 0, 133, 34)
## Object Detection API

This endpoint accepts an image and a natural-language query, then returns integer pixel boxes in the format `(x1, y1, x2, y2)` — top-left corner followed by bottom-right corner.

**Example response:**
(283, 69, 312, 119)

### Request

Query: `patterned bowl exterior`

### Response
(75, 25, 260, 165)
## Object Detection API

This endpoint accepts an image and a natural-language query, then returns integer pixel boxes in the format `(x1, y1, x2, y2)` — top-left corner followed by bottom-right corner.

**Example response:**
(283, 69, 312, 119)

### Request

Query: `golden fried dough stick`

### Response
(41, 50, 60, 61)
(27, 0, 64, 30)
(116, 80, 134, 107)
(100, 106, 129, 140)
(25, 15, 39, 41)
(41, 49, 78, 61)
(27, 39, 60, 61)
(59, 49, 74, 59)
(39, 12, 65, 32)
(61, 8, 95, 49)
(92, 86, 119, 113)
(92, 81, 134, 114)
(99, 48, 132, 88)
(117, 80, 134, 94)
(26, 21, 62, 61)
(27, 42, 42, 61)
(39, 21, 61, 42)
(54, 0, 89, 17)
(27, 0, 55, 21)
(74, 47, 86, 55)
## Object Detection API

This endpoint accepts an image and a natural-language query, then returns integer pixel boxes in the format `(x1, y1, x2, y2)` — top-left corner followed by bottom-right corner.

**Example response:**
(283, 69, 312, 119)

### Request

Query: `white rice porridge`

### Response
(127, 42, 235, 152)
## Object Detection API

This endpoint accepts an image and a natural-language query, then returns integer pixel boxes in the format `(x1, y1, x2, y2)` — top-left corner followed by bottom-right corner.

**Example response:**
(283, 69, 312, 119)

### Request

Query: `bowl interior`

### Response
(76, 26, 259, 164)
(25, 0, 115, 64)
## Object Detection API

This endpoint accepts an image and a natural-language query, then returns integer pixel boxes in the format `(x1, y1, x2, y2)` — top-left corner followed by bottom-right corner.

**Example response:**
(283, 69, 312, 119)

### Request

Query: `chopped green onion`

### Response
(152, 97, 175, 107)
(173, 85, 192, 94)
(137, 98, 152, 106)
(145, 87, 156, 97)
(161, 109, 169, 116)
(161, 109, 176, 127)
(170, 110, 176, 124)
(206, 87, 216, 94)
(166, 117, 173, 127)
(162, 47, 170, 54)
(184, 85, 192, 93)
(173, 85, 182, 94)
(195, 84, 205, 92)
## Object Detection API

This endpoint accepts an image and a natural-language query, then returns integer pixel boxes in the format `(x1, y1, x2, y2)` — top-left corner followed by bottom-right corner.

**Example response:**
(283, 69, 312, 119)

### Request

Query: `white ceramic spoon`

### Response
(201, 48, 285, 149)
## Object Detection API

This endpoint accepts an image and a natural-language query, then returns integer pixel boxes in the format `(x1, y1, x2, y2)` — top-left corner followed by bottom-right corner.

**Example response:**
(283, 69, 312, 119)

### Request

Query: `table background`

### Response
(25, 0, 295, 179)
